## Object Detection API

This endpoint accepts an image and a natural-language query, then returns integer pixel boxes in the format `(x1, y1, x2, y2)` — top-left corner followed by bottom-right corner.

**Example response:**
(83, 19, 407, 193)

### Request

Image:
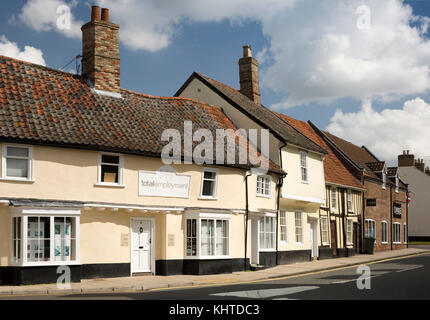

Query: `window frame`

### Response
(331, 188, 337, 209)
(347, 190, 353, 213)
(346, 219, 353, 245)
(256, 175, 271, 198)
(259, 214, 276, 251)
(393, 222, 402, 244)
(279, 211, 287, 244)
(365, 219, 376, 239)
(300, 151, 308, 183)
(184, 213, 231, 259)
(1, 144, 34, 182)
(295, 211, 304, 244)
(320, 216, 329, 246)
(10, 207, 81, 267)
(199, 168, 219, 200)
(97, 152, 124, 187)
(381, 221, 388, 244)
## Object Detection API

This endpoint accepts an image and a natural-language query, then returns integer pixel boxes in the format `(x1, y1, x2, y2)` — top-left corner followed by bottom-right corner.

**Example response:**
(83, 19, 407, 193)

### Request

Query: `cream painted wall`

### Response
(248, 174, 279, 212)
(179, 78, 282, 164)
(281, 145, 326, 202)
(0, 144, 249, 210)
(0, 207, 11, 266)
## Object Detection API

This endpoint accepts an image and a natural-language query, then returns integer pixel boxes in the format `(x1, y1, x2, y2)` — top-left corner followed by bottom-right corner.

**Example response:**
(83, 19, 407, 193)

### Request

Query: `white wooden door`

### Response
(131, 219, 152, 273)
(310, 220, 319, 258)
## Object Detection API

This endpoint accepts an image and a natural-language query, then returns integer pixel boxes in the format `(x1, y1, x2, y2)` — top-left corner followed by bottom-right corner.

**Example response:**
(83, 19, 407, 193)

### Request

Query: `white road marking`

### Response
(332, 275, 380, 284)
(211, 286, 319, 299)
(396, 265, 423, 273)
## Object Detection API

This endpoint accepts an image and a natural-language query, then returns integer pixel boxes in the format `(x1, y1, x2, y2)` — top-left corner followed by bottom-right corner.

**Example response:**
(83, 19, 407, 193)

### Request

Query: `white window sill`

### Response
(382, 242, 388, 245)
(10, 261, 81, 267)
(94, 183, 126, 188)
(393, 242, 402, 245)
(184, 256, 231, 260)
(259, 249, 276, 252)
(301, 181, 309, 185)
(198, 196, 218, 201)
(1, 178, 35, 183)
(256, 194, 271, 199)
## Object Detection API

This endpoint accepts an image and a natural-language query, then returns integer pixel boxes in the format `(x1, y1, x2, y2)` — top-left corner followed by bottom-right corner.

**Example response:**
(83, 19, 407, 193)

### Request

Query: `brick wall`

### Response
(81, 9, 120, 93)
(364, 179, 407, 252)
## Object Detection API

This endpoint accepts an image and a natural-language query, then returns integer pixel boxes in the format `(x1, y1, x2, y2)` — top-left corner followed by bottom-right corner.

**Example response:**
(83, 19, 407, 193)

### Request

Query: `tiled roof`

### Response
(177, 73, 326, 155)
(275, 113, 363, 189)
(0, 55, 283, 174)
(366, 161, 386, 172)
(322, 132, 381, 180)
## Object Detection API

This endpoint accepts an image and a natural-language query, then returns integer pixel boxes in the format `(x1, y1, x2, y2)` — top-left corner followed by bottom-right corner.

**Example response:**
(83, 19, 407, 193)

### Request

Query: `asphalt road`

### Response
(2, 253, 430, 300)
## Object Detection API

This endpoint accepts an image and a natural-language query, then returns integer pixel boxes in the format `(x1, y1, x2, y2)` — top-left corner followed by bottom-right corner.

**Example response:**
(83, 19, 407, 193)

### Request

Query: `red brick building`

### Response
(311, 128, 408, 252)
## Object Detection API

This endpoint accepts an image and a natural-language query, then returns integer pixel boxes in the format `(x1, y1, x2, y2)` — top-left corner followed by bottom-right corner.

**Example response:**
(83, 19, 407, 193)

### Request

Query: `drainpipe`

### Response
(361, 176, 366, 254)
(341, 189, 347, 255)
(390, 185, 393, 251)
(244, 171, 252, 271)
(277, 143, 287, 265)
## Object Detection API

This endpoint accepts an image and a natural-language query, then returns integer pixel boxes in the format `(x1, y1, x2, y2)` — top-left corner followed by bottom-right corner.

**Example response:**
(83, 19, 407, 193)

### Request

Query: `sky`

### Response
(1, 0, 430, 165)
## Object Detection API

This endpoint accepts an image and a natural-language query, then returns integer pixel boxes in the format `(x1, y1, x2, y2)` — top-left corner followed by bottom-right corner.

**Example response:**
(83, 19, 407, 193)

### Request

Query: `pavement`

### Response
(0, 247, 428, 297)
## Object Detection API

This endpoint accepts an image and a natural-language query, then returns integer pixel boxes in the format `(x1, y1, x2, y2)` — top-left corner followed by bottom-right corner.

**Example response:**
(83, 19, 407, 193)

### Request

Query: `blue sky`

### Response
(2, 0, 430, 163)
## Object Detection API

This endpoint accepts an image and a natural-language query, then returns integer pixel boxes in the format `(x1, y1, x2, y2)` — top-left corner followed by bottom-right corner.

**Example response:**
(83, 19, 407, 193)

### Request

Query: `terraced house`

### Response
(312, 131, 408, 252)
(274, 116, 365, 258)
(0, 7, 285, 285)
(176, 46, 328, 268)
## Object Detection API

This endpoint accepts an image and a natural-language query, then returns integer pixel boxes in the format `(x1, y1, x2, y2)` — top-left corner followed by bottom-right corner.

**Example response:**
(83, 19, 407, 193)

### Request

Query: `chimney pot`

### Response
(101, 8, 110, 22)
(243, 45, 252, 58)
(91, 6, 100, 21)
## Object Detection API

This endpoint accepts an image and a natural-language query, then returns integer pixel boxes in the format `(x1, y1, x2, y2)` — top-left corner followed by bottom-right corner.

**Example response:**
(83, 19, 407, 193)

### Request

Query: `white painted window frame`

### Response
(199, 168, 219, 200)
(184, 212, 231, 260)
(300, 151, 308, 183)
(96, 152, 125, 187)
(1, 144, 34, 182)
(381, 221, 388, 244)
(10, 207, 81, 267)
(346, 219, 353, 245)
(393, 222, 402, 244)
(320, 215, 329, 246)
(365, 219, 376, 240)
(347, 189, 354, 213)
(279, 211, 287, 244)
(331, 188, 337, 209)
(295, 211, 304, 244)
(256, 175, 271, 198)
(259, 213, 277, 252)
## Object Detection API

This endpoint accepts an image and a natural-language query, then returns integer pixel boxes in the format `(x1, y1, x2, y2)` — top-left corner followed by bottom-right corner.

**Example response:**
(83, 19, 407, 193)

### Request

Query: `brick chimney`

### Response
(398, 150, 415, 167)
(415, 158, 425, 172)
(239, 45, 261, 105)
(81, 6, 120, 94)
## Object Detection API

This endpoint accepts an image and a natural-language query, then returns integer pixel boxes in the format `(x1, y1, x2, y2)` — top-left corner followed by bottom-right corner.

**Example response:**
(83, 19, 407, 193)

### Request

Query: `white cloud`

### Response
(95, 0, 295, 52)
(261, 0, 430, 108)
(16, 0, 83, 39)
(326, 98, 430, 164)
(14, 0, 430, 109)
(0, 35, 46, 66)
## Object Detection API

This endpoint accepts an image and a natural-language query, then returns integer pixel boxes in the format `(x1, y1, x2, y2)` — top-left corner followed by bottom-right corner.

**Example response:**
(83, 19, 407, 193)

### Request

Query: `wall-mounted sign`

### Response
(393, 203, 402, 218)
(139, 169, 191, 198)
(121, 233, 129, 247)
(168, 234, 175, 247)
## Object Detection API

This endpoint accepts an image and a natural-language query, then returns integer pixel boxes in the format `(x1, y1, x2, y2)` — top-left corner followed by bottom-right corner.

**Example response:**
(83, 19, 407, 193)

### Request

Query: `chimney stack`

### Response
(239, 45, 261, 105)
(398, 150, 415, 167)
(415, 159, 425, 172)
(81, 6, 120, 94)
